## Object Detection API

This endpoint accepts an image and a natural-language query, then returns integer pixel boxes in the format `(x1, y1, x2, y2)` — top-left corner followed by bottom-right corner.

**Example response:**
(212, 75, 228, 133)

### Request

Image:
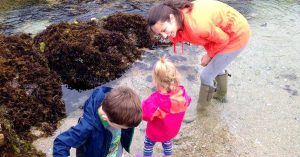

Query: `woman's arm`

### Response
(204, 25, 230, 58)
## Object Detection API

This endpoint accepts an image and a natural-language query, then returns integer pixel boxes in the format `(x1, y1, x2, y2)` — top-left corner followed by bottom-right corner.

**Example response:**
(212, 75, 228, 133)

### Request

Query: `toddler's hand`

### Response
(201, 54, 211, 67)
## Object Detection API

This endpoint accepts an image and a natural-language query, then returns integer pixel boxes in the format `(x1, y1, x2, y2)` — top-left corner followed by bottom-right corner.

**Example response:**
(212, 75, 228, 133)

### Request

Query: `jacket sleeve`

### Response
(142, 98, 156, 122)
(204, 25, 230, 58)
(142, 96, 159, 122)
(53, 118, 93, 157)
(142, 96, 168, 121)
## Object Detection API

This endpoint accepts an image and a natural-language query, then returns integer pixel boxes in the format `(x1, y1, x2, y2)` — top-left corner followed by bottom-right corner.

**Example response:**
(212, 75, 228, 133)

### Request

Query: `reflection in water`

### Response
(62, 85, 93, 114)
(0, 0, 47, 11)
(0, 0, 153, 34)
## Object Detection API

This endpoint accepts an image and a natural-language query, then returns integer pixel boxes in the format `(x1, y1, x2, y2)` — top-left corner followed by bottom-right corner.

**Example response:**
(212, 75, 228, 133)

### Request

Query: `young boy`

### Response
(53, 86, 142, 157)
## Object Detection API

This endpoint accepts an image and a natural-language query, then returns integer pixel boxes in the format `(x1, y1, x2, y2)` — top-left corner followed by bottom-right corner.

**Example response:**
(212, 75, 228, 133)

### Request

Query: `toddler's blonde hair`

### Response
(153, 56, 180, 92)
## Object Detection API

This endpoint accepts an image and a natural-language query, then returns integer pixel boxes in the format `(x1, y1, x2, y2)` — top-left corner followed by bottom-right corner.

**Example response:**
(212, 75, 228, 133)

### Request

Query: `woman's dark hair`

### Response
(147, 0, 193, 29)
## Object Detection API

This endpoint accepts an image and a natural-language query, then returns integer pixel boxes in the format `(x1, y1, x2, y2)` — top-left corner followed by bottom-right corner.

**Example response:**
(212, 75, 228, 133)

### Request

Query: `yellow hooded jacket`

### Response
(170, 0, 251, 58)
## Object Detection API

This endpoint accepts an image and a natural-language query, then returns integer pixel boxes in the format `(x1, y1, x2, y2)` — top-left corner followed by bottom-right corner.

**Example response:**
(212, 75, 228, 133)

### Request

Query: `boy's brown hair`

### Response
(102, 86, 142, 128)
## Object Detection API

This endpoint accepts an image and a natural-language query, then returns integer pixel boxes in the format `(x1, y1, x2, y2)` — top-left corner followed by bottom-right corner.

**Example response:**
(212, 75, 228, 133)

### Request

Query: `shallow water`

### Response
(1, 0, 300, 156)
(0, 0, 151, 34)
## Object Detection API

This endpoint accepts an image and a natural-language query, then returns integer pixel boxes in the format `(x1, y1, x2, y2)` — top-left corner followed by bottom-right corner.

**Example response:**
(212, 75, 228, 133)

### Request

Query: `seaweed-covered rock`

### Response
(34, 21, 142, 90)
(102, 13, 156, 48)
(0, 34, 65, 156)
(0, 108, 45, 157)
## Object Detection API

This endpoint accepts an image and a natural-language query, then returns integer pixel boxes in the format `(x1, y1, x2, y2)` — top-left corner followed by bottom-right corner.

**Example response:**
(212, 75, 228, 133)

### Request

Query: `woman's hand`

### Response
(201, 54, 211, 67)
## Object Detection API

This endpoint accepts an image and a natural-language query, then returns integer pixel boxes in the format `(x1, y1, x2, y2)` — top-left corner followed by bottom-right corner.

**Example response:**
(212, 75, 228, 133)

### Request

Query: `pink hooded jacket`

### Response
(142, 86, 191, 142)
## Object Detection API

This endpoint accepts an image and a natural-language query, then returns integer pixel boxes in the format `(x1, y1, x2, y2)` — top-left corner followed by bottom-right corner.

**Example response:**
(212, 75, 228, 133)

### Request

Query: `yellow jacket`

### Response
(170, 0, 251, 58)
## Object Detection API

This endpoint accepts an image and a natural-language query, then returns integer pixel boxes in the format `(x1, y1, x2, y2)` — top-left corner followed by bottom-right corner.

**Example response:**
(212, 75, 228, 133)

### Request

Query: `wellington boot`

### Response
(213, 70, 230, 102)
(197, 84, 215, 113)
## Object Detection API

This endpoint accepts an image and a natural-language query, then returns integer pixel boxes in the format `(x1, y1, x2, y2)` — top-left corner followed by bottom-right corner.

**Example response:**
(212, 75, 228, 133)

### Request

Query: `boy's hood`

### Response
(82, 86, 112, 130)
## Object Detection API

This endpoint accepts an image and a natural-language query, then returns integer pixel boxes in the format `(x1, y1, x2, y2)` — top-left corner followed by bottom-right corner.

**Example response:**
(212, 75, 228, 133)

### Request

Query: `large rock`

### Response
(102, 13, 156, 48)
(34, 20, 143, 90)
(0, 34, 65, 157)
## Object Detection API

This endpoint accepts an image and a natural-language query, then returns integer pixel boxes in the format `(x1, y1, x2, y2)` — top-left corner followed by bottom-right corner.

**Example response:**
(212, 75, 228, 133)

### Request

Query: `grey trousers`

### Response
(200, 48, 244, 87)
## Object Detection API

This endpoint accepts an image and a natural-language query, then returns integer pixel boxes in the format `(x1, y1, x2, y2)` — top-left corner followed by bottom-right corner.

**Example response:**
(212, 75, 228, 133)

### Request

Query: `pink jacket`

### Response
(142, 86, 191, 142)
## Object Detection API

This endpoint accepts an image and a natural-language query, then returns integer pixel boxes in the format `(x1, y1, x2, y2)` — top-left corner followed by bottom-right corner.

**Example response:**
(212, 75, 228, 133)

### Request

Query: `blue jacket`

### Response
(53, 87, 134, 157)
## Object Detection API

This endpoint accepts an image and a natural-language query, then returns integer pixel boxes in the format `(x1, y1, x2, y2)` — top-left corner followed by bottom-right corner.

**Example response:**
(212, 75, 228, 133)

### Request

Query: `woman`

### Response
(147, 0, 251, 112)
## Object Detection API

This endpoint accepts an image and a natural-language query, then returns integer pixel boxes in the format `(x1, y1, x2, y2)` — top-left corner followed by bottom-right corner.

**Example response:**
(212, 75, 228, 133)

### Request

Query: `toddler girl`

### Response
(140, 56, 191, 157)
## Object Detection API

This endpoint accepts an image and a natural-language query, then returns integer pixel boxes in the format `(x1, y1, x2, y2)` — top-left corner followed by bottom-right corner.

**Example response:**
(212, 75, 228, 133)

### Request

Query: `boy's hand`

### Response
(201, 54, 211, 67)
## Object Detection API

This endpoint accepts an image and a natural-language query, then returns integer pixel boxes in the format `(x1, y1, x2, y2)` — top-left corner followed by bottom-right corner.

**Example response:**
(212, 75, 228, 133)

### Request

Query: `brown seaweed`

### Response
(102, 12, 155, 48)
(34, 20, 143, 90)
(0, 34, 65, 156)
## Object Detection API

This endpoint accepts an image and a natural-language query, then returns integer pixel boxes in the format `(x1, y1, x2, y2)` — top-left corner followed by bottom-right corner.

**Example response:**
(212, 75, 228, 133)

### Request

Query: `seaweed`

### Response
(0, 107, 45, 157)
(0, 34, 65, 156)
(34, 21, 142, 90)
(102, 12, 156, 48)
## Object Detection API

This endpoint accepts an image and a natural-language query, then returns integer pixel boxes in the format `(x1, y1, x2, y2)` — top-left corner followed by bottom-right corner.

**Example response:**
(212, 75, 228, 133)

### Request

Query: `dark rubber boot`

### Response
(197, 84, 215, 113)
(213, 70, 230, 102)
